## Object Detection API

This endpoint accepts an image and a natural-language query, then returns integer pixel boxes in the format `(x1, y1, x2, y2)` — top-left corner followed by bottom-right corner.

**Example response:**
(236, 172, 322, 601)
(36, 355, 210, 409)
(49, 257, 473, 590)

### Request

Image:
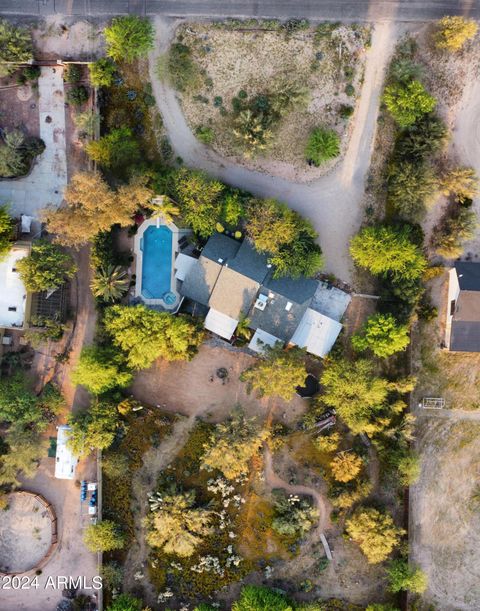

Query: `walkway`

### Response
(149, 17, 397, 283)
(0, 66, 67, 218)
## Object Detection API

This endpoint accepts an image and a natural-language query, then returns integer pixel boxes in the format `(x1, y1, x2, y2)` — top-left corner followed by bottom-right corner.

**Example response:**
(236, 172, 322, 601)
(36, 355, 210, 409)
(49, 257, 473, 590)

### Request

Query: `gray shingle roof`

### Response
(210, 267, 260, 320)
(181, 257, 222, 306)
(455, 261, 480, 291)
(229, 239, 270, 284)
(450, 321, 480, 352)
(202, 233, 240, 264)
(264, 273, 319, 304)
(248, 289, 308, 342)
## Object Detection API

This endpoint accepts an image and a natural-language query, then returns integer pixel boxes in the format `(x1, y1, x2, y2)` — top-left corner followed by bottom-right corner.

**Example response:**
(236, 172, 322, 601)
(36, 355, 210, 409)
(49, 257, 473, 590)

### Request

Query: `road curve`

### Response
(149, 17, 397, 283)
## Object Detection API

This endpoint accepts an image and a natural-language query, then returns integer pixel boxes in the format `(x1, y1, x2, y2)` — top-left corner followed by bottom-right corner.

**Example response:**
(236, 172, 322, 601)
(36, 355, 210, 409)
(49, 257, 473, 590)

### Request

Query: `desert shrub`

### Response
(393, 113, 448, 161)
(313, 431, 341, 453)
(104, 16, 154, 62)
(440, 166, 479, 203)
(383, 80, 436, 127)
(67, 85, 89, 106)
(330, 452, 363, 483)
(89, 57, 116, 87)
(232, 585, 292, 611)
(166, 42, 202, 92)
(386, 558, 427, 593)
(195, 125, 215, 144)
(271, 491, 318, 538)
(351, 313, 410, 358)
(201, 408, 269, 479)
(387, 160, 437, 221)
(0, 20, 33, 76)
(432, 206, 477, 258)
(305, 127, 340, 166)
(85, 127, 140, 168)
(65, 64, 82, 83)
(339, 104, 354, 119)
(397, 452, 421, 486)
(345, 507, 404, 564)
(433, 16, 478, 52)
(83, 520, 125, 552)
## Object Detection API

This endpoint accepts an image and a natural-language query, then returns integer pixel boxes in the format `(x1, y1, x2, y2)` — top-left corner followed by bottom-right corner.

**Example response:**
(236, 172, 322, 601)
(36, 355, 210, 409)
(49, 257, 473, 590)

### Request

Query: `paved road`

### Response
(1, 0, 480, 20)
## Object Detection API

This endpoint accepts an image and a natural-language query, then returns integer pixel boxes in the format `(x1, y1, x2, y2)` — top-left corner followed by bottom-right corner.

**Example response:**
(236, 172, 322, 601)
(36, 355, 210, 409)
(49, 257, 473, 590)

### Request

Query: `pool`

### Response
(140, 225, 173, 300)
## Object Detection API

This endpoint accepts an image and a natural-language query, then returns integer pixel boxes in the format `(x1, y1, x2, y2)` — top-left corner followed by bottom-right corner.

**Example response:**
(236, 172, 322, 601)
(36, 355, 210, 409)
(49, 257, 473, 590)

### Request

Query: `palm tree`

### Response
(147, 195, 180, 224)
(90, 265, 130, 302)
(235, 315, 252, 341)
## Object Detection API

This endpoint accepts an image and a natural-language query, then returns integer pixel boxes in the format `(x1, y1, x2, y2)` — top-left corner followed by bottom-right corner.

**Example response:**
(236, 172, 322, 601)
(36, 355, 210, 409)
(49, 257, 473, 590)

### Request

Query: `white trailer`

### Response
(55, 425, 78, 480)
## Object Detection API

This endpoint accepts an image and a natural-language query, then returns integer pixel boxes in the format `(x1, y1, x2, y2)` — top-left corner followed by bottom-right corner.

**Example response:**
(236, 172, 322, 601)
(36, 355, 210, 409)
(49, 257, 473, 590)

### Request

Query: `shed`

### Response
(290, 308, 342, 358)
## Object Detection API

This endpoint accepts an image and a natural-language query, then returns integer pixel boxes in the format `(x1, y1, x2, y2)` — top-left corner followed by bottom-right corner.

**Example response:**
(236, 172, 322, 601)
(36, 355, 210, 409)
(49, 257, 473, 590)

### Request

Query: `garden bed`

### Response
(170, 21, 370, 181)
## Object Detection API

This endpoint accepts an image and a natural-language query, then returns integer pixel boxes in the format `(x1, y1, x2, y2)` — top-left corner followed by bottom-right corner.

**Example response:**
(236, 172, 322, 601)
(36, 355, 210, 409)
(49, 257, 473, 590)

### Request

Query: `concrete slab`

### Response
(0, 67, 67, 219)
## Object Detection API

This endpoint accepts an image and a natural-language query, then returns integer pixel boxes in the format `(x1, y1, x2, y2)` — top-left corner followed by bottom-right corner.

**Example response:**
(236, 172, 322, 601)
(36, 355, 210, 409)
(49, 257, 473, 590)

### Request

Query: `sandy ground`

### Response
(411, 416, 480, 610)
(0, 492, 52, 573)
(175, 23, 369, 181)
(32, 17, 104, 61)
(150, 17, 399, 284)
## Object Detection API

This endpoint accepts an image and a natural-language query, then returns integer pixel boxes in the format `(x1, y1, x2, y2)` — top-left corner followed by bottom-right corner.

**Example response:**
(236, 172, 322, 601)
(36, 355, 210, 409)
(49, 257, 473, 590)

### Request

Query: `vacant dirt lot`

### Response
(131, 341, 307, 424)
(411, 417, 480, 610)
(173, 22, 369, 181)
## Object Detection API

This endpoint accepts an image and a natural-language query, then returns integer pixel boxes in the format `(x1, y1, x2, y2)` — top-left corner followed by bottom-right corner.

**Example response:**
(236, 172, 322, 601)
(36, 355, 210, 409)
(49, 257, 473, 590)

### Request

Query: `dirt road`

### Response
(149, 17, 398, 284)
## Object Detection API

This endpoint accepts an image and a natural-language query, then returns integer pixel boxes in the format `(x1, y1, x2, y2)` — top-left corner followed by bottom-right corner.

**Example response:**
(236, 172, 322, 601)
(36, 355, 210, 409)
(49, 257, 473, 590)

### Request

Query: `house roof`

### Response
(290, 308, 343, 358)
(455, 261, 480, 291)
(210, 267, 260, 320)
(174, 253, 198, 282)
(204, 308, 238, 340)
(202, 233, 240, 264)
(449, 280, 480, 352)
(450, 321, 480, 352)
(0, 244, 30, 329)
(229, 239, 270, 283)
(181, 257, 222, 306)
(248, 288, 309, 342)
(264, 273, 319, 304)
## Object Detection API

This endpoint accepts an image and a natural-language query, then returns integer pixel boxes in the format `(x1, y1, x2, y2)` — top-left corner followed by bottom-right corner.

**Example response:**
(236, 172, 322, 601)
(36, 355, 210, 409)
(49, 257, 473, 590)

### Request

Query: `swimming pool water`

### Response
(141, 225, 173, 300)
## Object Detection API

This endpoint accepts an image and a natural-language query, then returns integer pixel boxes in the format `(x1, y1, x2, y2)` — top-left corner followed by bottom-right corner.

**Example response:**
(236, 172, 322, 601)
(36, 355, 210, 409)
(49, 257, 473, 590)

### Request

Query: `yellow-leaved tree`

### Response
(346, 507, 404, 564)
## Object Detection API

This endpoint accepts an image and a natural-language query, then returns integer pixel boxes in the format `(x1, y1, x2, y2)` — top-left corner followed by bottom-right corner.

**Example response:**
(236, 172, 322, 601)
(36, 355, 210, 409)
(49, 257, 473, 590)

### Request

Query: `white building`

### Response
(55, 425, 78, 480)
(0, 243, 31, 329)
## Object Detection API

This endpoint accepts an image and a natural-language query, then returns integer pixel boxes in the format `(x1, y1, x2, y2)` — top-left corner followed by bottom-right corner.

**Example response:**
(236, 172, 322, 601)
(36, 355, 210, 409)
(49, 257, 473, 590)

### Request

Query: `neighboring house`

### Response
(179, 233, 351, 358)
(0, 242, 31, 332)
(445, 261, 480, 352)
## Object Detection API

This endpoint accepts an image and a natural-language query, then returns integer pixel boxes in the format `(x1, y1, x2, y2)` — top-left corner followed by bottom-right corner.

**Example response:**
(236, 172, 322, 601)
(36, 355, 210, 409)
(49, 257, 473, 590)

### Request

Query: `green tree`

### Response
(345, 507, 404, 564)
(305, 127, 340, 166)
(85, 127, 140, 169)
(0, 373, 46, 432)
(83, 520, 125, 552)
(144, 488, 213, 557)
(104, 304, 204, 369)
(174, 169, 224, 238)
(433, 16, 478, 52)
(201, 408, 269, 479)
(394, 113, 448, 161)
(241, 344, 307, 401)
(232, 585, 293, 611)
(17, 239, 76, 292)
(387, 161, 437, 222)
(0, 129, 27, 177)
(270, 228, 324, 279)
(106, 594, 143, 611)
(147, 195, 180, 224)
(42, 172, 151, 246)
(440, 167, 479, 203)
(350, 224, 426, 280)
(397, 452, 421, 486)
(222, 191, 244, 226)
(89, 57, 117, 87)
(330, 452, 363, 483)
(0, 204, 13, 259)
(0, 20, 33, 76)
(66, 85, 89, 106)
(71, 346, 132, 395)
(104, 16, 154, 63)
(321, 358, 390, 435)
(73, 111, 100, 139)
(68, 400, 120, 456)
(383, 80, 436, 127)
(90, 265, 130, 302)
(0, 428, 47, 488)
(271, 492, 319, 538)
(386, 558, 428, 593)
(100, 562, 124, 591)
(432, 206, 477, 258)
(351, 313, 410, 358)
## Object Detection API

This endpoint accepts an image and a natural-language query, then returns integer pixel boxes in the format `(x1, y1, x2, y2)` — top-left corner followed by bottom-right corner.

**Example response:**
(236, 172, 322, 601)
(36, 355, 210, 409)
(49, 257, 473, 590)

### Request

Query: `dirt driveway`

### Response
(131, 341, 307, 424)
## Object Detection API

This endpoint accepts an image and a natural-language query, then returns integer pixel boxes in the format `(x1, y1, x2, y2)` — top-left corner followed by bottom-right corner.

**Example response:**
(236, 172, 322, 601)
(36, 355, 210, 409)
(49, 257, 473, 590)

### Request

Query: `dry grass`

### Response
(173, 23, 370, 180)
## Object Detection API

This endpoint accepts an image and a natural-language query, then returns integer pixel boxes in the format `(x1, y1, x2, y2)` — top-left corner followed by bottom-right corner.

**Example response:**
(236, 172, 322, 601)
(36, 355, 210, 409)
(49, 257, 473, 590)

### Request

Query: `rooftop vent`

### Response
(285, 301, 292, 311)
(254, 294, 268, 311)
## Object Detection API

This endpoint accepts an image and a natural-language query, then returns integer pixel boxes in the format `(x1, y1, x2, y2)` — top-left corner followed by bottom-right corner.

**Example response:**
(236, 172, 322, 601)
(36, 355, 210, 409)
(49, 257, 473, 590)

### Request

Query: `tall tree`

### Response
(71, 346, 132, 395)
(17, 239, 76, 292)
(68, 400, 120, 456)
(104, 304, 204, 369)
(241, 344, 307, 401)
(351, 313, 410, 358)
(83, 520, 125, 552)
(85, 127, 140, 169)
(104, 16, 154, 63)
(0, 20, 33, 76)
(90, 265, 130, 303)
(201, 408, 269, 479)
(386, 558, 428, 594)
(330, 452, 363, 483)
(383, 80, 436, 127)
(144, 488, 213, 557)
(345, 507, 404, 564)
(0, 204, 13, 259)
(232, 586, 293, 611)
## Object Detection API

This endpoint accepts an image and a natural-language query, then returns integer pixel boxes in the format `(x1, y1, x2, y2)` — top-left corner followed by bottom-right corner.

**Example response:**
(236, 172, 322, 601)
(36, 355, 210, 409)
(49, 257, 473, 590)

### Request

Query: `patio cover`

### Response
(175, 253, 198, 281)
(204, 307, 238, 340)
(248, 328, 283, 354)
(290, 308, 342, 358)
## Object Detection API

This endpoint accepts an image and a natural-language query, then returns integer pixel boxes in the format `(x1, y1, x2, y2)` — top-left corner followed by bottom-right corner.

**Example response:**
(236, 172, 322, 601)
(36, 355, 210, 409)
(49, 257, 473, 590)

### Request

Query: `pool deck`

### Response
(133, 216, 189, 311)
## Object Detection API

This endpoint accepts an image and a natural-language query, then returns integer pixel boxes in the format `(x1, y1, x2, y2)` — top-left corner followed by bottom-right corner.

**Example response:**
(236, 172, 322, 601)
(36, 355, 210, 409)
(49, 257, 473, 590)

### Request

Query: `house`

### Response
(179, 233, 351, 358)
(0, 242, 31, 332)
(445, 261, 480, 352)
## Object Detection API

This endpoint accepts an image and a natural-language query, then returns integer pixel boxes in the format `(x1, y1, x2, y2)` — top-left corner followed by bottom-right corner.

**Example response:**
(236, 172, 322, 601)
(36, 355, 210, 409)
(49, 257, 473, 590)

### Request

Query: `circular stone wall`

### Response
(0, 492, 54, 574)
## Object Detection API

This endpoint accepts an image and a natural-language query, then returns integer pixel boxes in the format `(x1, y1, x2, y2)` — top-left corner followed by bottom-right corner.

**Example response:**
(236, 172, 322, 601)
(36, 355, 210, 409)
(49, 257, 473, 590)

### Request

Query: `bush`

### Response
(433, 16, 478, 52)
(17, 239, 76, 292)
(440, 166, 479, 203)
(393, 113, 448, 161)
(89, 57, 116, 87)
(83, 520, 125, 553)
(345, 83, 355, 96)
(67, 85, 89, 106)
(383, 80, 436, 127)
(64, 64, 82, 83)
(0, 20, 33, 77)
(345, 507, 404, 564)
(339, 104, 354, 119)
(386, 558, 427, 593)
(352, 313, 410, 358)
(0, 204, 14, 258)
(85, 127, 140, 168)
(271, 491, 318, 538)
(387, 160, 437, 221)
(330, 452, 363, 483)
(17, 65, 40, 84)
(397, 452, 421, 485)
(166, 42, 202, 92)
(305, 127, 340, 166)
(104, 16, 154, 62)
(195, 125, 215, 144)
(232, 585, 292, 611)
(432, 206, 477, 258)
